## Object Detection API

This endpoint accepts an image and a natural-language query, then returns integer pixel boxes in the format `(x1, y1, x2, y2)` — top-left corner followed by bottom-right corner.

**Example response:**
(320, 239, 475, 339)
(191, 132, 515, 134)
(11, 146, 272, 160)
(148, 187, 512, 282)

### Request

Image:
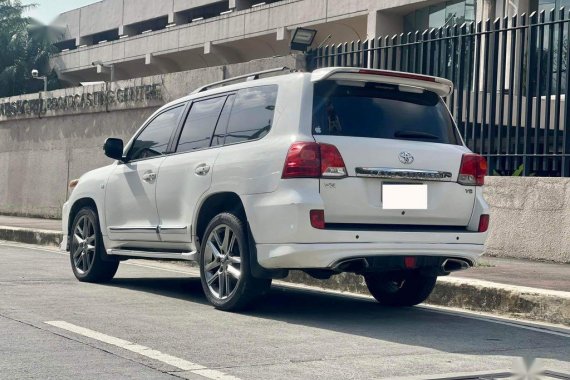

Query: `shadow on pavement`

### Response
(107, 276, 570, 364)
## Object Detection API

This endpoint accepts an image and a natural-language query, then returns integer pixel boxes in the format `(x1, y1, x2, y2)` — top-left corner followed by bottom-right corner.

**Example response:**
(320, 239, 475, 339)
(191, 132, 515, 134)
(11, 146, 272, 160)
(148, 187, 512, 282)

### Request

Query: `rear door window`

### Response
(312, 81, 460, 145)
(224, 85, 278, 145)
(176, 96, 227, 153)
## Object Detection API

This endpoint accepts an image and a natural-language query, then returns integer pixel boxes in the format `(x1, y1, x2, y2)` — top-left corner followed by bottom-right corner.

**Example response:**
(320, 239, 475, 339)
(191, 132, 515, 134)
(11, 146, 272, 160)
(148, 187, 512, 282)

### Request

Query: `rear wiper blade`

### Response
(394, 130, 439, 140)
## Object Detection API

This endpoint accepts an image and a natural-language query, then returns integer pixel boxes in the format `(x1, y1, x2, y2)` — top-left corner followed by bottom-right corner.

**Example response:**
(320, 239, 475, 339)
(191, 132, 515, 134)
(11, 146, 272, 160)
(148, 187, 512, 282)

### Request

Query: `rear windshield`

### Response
(312, 81, 460, 145)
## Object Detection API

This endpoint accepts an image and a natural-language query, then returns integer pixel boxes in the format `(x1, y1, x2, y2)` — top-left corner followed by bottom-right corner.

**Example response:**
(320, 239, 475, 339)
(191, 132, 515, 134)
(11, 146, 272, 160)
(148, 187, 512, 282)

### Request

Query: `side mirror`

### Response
(103, 138, 124, 161)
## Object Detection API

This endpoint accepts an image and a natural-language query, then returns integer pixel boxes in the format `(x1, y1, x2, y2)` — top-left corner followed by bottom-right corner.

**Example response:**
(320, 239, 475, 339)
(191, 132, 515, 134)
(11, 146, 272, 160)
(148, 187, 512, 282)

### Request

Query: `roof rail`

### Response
(191, 67, 295, 94)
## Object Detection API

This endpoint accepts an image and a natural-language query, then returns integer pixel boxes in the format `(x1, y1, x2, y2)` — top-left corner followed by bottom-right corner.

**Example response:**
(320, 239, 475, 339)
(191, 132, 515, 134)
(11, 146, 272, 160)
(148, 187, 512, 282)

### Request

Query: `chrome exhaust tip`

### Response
(331, 258, 369, 272)
(442, 258, 471, 273)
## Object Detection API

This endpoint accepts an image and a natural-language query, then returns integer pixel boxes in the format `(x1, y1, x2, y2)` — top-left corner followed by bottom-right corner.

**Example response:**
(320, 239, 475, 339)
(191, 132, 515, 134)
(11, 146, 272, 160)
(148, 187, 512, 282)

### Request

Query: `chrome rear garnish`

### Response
(355, 167, 453, 182)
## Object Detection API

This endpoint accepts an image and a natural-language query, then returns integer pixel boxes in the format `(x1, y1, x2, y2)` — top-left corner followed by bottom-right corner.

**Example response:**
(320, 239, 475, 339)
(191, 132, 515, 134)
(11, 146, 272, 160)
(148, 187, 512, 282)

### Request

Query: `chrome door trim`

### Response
(107, 249, 197, 261)
(355, 167, 453, 182)
(158, 225, 189, 235)
(108, 226, 157, 232)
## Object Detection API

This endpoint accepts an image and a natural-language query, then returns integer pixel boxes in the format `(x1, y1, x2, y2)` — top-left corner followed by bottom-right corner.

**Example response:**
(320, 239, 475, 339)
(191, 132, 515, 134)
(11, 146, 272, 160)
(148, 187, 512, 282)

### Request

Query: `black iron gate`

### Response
(308, 9, 570, 177)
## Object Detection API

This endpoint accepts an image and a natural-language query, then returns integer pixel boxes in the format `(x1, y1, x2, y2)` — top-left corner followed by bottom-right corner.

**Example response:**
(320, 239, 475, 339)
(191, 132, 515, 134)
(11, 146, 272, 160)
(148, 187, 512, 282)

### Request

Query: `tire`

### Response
(69, 207, 119, 283)
(364, 272, 437, 307)
(199, 212, 271, 311)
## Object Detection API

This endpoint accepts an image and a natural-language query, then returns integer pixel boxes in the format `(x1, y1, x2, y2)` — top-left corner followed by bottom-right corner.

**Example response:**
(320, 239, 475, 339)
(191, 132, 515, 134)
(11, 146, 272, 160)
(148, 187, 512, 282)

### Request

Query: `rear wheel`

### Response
(364, 272, 437, 307)
(199, 212, 271, 311)
(70, 207, 119, 283)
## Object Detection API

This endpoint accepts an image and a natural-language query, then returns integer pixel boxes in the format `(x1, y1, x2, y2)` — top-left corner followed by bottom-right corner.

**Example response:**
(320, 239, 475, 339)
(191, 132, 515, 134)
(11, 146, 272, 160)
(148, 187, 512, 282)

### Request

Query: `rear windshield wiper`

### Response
(394, 130, 440, 140)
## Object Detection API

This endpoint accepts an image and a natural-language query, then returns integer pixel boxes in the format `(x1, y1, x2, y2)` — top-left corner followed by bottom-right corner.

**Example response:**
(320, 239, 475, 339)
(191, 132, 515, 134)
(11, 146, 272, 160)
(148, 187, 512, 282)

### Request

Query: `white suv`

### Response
(61, 67, 489, 311)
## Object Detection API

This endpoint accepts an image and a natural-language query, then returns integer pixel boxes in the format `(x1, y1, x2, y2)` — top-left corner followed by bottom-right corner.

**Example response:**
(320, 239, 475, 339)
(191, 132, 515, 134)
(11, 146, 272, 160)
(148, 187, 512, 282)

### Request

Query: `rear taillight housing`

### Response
(282, 142, 347, 179)
(310, 210, 325, 229)
(478, 214, 490, 232)
(458, 153, 487, 186)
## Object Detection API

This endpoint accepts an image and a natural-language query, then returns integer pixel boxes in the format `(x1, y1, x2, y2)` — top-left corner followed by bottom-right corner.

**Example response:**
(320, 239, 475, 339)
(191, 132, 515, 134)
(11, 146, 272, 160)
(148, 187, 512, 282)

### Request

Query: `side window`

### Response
(176, 96, 226, 153)
(211, 94, 235, 147)
(224, 85, 278, 145)
(128, 106, 184, 161)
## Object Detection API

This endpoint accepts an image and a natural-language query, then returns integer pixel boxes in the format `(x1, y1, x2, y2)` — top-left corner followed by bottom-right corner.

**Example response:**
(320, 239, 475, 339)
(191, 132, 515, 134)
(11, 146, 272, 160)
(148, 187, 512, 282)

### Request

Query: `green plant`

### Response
(492, 164, 534, 177)
(0, 1, 60, 97)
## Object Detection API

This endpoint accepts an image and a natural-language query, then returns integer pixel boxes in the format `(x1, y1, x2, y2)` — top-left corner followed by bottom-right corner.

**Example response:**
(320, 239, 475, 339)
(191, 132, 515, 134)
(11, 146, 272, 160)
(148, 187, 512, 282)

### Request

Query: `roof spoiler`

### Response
(311, 67, 453, 97)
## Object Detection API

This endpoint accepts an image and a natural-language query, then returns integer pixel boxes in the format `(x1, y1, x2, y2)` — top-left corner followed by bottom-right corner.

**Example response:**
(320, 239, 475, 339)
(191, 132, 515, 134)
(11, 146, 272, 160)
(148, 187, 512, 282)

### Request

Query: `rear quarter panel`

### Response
(209, 74, 314, 197)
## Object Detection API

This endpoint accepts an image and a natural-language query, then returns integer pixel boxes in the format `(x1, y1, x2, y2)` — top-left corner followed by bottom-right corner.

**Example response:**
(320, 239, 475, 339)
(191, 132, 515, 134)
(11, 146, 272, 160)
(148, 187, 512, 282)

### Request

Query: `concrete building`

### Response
(49, 0, 545, 85)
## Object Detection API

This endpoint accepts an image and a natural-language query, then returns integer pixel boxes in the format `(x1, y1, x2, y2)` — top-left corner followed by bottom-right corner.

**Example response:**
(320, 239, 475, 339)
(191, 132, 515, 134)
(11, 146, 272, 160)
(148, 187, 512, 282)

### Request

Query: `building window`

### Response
(538, 0, 570, 14)
(404, 0, 476, 34)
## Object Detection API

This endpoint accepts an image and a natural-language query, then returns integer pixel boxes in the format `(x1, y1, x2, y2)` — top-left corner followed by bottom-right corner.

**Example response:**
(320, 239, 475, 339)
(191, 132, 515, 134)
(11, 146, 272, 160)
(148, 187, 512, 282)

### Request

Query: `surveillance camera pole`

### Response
(40, 76, 47, 93)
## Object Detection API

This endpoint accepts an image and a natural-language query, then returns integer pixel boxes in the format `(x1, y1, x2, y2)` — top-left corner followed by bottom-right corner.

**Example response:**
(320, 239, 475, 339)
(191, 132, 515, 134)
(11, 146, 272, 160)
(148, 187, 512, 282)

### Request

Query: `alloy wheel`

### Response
(203, 224, 242, 300)
(72, 215, 96, 274)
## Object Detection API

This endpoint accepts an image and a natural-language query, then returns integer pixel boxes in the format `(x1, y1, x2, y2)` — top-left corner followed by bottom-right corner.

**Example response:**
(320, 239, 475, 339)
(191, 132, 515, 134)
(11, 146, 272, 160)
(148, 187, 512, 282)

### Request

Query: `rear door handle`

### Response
(142, 171, 157, 183)
(195, 164, 211, 176)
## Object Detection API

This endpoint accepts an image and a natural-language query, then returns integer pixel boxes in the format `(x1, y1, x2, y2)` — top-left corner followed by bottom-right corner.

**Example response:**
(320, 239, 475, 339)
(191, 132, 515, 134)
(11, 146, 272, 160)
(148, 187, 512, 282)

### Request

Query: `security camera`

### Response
(31, 69, 39, 78)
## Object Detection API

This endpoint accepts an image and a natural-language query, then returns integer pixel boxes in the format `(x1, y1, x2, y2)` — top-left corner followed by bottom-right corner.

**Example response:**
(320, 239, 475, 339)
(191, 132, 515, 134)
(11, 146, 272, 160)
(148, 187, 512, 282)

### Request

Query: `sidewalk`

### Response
(1, 215, 569, 326)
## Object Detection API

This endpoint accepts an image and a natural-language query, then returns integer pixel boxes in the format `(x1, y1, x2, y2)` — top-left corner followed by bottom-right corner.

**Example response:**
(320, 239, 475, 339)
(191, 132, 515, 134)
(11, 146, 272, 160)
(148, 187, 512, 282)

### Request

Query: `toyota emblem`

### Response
(399, 151, 414, 165)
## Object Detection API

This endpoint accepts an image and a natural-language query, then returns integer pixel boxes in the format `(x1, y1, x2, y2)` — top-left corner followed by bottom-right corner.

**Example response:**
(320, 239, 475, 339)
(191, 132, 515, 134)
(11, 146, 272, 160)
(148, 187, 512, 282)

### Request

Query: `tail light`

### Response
(358, 69, 436, 83)
(310, 210, 325, 229)
(458, 153, 487, 186)
(282, 142, 347, 179)
(478, 214, 490, 232)
(320, 144, 347, 177)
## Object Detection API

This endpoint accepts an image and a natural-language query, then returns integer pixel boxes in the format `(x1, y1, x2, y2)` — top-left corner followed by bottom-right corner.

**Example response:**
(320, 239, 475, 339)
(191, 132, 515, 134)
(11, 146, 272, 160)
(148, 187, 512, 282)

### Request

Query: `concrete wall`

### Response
(0, 56, 298, 218)
(484, 177, 570, 263)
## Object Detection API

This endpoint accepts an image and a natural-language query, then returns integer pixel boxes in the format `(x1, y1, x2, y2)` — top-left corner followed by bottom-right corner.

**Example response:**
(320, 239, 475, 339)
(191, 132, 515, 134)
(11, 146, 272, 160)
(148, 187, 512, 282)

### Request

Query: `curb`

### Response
(0, 226, 62, 248)
(282, 270, 570, 327)
(1, 226, 568, 326)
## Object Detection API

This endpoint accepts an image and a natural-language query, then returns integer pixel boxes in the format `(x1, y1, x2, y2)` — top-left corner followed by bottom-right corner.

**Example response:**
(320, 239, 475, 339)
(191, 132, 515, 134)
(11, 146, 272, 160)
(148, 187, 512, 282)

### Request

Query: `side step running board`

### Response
(107, 249, 197, 261)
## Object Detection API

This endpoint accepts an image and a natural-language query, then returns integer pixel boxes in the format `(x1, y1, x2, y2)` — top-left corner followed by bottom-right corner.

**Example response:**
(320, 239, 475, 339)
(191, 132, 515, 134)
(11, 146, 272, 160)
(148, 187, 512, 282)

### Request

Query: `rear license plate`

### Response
(382, 184, 428, 210)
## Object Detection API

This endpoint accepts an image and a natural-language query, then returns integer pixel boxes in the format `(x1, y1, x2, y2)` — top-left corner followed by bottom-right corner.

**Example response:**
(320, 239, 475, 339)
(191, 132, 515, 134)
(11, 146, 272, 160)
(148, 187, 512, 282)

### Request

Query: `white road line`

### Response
(3, 241, 569, 337)
(45, 321, 241, 380)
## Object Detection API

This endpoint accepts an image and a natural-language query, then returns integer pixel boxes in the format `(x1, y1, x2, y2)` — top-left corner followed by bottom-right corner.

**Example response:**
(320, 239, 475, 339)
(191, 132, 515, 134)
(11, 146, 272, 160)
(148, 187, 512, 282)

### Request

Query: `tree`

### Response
(0, 0, 59, 98)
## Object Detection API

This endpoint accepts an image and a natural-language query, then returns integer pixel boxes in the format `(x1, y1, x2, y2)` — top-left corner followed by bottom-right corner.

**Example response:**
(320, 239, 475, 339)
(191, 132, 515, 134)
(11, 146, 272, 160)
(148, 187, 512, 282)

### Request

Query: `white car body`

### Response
(62, 67, 489, 275)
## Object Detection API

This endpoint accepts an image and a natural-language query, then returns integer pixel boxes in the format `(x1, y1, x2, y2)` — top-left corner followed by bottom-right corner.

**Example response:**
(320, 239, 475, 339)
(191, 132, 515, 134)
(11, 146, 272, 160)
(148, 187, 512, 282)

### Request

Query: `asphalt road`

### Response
(1, 242, 569, 380)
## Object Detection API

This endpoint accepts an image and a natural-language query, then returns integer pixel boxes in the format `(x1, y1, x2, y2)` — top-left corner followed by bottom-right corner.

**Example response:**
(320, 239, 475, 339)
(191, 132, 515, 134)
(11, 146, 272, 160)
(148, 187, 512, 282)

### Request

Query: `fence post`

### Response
(542, 8, 556, 172)
(472, 21, 482, 153)
(553, 8, 565, 173)
(456, 23, 467, 139)
(487, 18, 500, 173)
(496, 16, 509, 172)
(563, 9, 570, 177)
(524, 12, 538, 176)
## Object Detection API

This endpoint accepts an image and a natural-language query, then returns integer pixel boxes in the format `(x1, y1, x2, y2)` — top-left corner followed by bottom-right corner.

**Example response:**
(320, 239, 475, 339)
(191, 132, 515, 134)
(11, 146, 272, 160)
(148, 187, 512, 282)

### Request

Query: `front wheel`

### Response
(364, 272, 437, 307)
(199, 212, 271, 311)
(70, 207, 119, 283)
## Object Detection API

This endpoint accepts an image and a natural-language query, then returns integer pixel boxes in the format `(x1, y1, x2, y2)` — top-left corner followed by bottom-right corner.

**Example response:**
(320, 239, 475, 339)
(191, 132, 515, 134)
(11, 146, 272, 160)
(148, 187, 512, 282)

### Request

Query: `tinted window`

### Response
(129, 106, 184, 160)
(312, 82, 460, 145)
(211, 94, 235, 147)
(224, 86, 278, 145)
(176, 96, 226, 153)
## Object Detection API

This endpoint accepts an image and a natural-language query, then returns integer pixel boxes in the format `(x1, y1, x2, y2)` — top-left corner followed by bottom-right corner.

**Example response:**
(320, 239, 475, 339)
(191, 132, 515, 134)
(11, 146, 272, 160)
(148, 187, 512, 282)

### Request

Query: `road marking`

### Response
(3, 241, 569, 338)
(45, 321, 241, 380)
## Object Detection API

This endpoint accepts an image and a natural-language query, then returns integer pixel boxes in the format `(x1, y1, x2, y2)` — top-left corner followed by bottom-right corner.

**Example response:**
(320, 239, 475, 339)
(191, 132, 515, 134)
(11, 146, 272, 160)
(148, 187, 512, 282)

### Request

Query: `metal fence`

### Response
(308, 9, 570, 177)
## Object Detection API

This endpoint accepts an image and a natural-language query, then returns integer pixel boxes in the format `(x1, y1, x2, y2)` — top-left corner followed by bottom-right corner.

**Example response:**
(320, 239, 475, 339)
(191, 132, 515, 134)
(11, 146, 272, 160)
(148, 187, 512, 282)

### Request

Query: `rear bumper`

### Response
(256, 241, 485, 269)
